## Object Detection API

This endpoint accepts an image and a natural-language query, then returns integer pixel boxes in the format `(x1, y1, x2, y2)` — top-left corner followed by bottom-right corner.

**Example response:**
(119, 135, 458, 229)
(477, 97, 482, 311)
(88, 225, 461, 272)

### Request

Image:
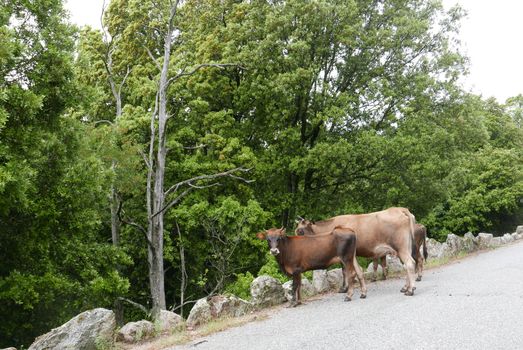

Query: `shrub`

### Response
(224, 272, 255, 300)
(257, 252, 289, 283)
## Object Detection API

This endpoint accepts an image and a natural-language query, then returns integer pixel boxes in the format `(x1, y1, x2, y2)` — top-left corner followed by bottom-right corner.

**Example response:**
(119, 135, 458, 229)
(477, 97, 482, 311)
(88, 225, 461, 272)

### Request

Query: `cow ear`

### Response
(279, 227, 286, 236)
(256, 231, 266, 240)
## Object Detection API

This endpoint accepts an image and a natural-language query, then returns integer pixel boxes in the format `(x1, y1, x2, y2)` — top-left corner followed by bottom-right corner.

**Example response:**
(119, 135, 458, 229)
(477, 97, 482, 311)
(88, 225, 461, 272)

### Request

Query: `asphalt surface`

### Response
(171, 240, 523, 350)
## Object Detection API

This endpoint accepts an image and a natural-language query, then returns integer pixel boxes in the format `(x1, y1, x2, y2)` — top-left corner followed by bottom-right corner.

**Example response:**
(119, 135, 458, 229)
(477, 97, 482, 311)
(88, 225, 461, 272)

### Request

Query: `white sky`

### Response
(442, 0, 523, 102)
(65, 0, 523, 103)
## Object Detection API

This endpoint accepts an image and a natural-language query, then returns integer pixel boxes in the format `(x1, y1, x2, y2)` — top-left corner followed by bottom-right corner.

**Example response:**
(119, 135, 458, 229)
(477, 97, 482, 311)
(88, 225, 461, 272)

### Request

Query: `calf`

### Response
(257, 227, 367, 306)
(371, 223, 428, 281)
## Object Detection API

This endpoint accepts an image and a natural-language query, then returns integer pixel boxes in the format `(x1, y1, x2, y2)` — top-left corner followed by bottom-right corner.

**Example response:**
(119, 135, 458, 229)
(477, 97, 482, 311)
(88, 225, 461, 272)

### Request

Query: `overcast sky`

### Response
(65, 0, 523, 103)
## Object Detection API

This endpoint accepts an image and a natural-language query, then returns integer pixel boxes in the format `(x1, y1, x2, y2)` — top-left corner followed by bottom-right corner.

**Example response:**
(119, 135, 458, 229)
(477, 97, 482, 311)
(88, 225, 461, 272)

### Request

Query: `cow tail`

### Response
(409, 213, 417, 261)
(423, 227, 428, 260)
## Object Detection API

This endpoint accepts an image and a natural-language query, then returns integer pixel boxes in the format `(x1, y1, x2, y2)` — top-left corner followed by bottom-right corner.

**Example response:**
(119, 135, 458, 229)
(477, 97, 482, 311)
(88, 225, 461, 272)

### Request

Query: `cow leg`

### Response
(416, 255, 424, 282)
(372, 258, 378, 282)
(338, 265, 348, 293)
(290, 273, 302, 307)
(381, 256, 388, 280)
(343, 256, 367, 301)
(398, 250, 416, 296)
(353, 256, 367, 299)
(343, 261, 354, 301)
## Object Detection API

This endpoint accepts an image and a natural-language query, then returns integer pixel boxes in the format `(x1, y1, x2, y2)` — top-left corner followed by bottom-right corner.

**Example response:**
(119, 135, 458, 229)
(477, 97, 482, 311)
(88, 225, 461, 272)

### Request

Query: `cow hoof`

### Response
(416, 276, 422, 282)
(360, 294, 367, 299)
(400, 287, 407, 293)
(344, 296, 352, 302)
(404, 290, 414, 296)
(338, 287, 348, 293)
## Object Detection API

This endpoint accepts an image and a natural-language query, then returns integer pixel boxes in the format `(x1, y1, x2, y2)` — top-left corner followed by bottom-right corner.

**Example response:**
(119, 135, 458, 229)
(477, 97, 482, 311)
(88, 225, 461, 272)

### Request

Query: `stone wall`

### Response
(19, 226, 523, 349)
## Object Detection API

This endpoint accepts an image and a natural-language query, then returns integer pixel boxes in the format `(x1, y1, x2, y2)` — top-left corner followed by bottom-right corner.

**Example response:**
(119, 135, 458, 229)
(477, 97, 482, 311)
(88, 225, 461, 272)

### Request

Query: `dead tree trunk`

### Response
(101, 3, 131, 324)
(140, 1, 249, 320)
(146, 1, 179, 319)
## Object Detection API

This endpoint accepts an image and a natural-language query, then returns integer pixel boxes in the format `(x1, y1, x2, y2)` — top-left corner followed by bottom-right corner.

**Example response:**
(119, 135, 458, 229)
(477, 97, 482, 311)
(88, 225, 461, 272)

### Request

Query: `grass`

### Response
(115, 310, 271, 350)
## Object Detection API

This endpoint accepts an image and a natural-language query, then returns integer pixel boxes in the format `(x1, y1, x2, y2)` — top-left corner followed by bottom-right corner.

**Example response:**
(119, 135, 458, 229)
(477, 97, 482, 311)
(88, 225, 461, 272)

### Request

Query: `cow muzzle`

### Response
(270, 248, 280, 256)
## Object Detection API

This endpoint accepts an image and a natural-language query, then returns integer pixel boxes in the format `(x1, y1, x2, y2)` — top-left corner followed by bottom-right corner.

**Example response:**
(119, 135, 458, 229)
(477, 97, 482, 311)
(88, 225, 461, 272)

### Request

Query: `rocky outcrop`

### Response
(186, 295, 254, 327)
(250, 275, 286, 308)
(386, 256, 404, 273)
(210, 295, 253, 318)
(28, 308, 115, 350)
(117, 320, 155, 343)
(157, 310, 184, 334)
(312, 268, 349, 292)
(446, 234, 464, 256)
(366, 256, 402, 277)
(327, 268, 345, 291)
(462, 232, 478, 253)
(366, 262, 382, 275)
(501, 233, 514, 244)
(312, 270, 330, 293)
(186, 298, 212, 328)
(477, 233, 493, 249)
(516, 226, 523, 235)
(282, 278, 315, 301)
(490, 237, 502, 246)
(426, 238, 447, 259)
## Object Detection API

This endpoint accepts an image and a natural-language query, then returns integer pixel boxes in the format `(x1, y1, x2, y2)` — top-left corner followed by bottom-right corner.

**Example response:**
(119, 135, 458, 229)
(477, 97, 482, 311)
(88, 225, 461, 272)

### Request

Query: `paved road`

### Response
(172, 240, 523, 350)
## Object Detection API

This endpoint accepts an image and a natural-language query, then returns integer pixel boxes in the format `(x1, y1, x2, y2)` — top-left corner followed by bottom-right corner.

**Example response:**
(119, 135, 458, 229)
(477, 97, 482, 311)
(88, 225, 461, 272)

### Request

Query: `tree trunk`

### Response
(147, 2, 178, 319)
(104, 31, 128, 325)
(110, 179, 124, 325)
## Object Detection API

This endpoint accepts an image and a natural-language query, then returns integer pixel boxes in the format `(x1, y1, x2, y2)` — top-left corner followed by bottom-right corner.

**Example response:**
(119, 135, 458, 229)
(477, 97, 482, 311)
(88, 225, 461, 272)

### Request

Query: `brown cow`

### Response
(371, 223, 428, 282)
(256, 226, 367, 307)
(295, 207, 417, 295)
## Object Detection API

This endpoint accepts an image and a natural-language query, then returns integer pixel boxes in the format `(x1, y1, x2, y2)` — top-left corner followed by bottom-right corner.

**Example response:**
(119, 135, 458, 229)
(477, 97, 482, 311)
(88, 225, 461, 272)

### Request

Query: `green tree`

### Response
(0, 1, 128, 347)
(179, 0, 467, 223)
(424, 96, 523, 238)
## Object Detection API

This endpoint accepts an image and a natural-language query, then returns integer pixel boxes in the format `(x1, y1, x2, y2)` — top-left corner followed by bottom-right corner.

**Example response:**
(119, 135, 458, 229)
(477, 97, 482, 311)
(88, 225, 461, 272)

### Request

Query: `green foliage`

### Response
(2, 0, 523, 348)
(426, 146, 523, 236)
(224, 272, 255, 300)
(257, 252, 289, 283)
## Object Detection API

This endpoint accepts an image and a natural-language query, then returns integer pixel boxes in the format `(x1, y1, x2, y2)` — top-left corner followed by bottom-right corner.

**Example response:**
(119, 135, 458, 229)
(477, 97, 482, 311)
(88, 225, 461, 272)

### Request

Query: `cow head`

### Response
(256, 227, 286, 256)
(295, 217, 315, 236)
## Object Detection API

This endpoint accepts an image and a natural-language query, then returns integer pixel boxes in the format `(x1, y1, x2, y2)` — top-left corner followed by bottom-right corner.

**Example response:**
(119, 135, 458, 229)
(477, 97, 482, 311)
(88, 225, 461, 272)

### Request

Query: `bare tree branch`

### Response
(183, 144, 206, 150)
(172, 299, 199, 313)
(164, 167, 252, 197)
(187, 182, 220, 190)
(118, 66, 132, 97)
(152, 188, 193, 219)
(117, 297, 150, 316)
(174, 220, 188, 317)
(151, 167, 253, 219)
(139, 149, 151, 170)
(100, 0, 109, 40)
(117, 200, 154, 249)
(93, 119, 114, 126)
(145, 46, 162, 72)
